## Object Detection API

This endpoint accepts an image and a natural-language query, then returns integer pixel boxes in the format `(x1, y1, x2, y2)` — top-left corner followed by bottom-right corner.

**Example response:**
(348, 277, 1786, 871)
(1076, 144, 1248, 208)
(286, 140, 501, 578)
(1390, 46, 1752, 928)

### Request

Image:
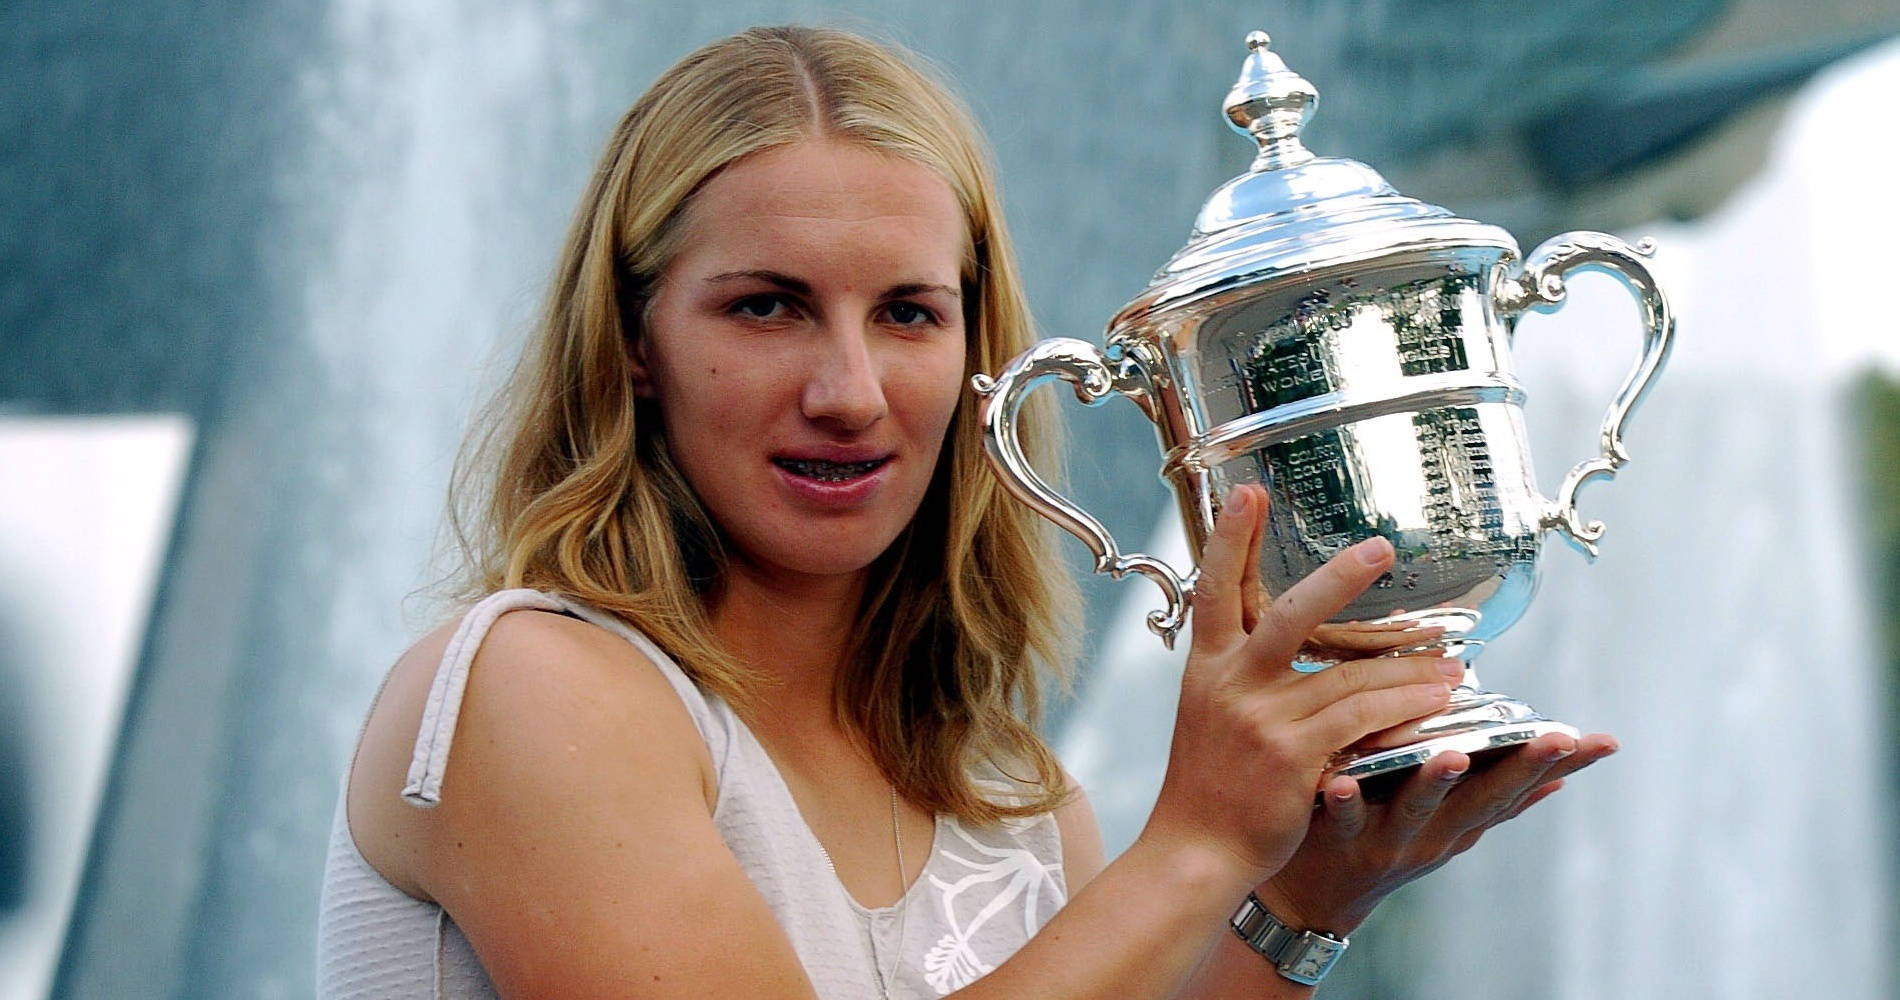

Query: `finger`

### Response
(1436, 733, 1574, 837)
(1529, 734, 1616, 787)
(1304, 681, 1452, 751)
(1190, 487, 1262, 645)
(1500, 778, 1566, 823)
(1316, 775, 1367, 841)
(1493, 734, 1615, 819)
(1446, 826, 1485, 857)
(1249, 536, 1395, 667)
(1238, 486, 1267, 632)
(1279, 655, 1463, 720)
(1383, 751, 1470, 841)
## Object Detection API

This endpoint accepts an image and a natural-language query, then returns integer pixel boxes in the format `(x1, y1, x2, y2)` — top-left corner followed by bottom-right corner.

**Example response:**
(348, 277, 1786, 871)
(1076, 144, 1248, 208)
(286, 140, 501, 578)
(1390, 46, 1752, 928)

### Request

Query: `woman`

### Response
(317, 25, 1614, 999)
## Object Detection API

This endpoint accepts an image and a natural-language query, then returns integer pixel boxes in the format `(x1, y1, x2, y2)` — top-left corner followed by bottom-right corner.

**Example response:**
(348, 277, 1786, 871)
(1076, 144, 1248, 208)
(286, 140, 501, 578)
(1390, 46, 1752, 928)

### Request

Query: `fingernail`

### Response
(1330, 788, 1356, 802)
(1545, 745, 1577, 763)
(1438, 766, 1467, 782)
(1436, 658, 1463, 679)
(1352, 536, 1393, 566)
(1224, 487, 1253, 515)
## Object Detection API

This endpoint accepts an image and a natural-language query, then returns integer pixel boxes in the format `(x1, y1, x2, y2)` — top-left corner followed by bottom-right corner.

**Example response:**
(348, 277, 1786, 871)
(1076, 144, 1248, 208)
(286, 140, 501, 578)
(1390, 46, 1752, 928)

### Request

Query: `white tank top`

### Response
(316, 589, 1069, 999)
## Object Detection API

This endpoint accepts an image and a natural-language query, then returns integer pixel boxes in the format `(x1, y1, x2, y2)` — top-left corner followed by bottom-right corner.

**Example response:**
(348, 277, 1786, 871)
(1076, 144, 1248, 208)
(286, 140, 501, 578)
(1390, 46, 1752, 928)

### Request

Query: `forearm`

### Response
(946, 835, 1261, 1000)
(1173, 925, 1319, 1000)
(1175, 876, 1365, 999)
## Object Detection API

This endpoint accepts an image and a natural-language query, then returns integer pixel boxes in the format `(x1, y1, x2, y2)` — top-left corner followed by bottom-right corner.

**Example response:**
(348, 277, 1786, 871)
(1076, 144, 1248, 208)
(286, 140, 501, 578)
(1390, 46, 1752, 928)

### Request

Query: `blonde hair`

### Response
(449, 25, 1077, 824)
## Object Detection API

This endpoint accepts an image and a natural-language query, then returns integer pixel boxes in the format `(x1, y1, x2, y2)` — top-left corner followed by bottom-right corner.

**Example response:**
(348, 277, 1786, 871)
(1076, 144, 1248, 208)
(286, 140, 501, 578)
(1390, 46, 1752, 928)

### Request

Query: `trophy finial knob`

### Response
(1224, 29, 1317, 171)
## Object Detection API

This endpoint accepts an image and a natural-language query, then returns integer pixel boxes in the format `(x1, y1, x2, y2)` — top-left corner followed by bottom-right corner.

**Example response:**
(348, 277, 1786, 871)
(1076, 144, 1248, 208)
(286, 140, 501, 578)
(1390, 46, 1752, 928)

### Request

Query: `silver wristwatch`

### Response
(1228, 893, 1349, 986)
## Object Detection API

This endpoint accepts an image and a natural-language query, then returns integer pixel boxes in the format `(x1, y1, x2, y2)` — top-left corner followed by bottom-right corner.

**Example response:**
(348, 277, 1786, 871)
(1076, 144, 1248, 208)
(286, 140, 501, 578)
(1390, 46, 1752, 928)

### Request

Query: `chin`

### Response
(734, 525, 908, 582)
(789, 539, 904, 578)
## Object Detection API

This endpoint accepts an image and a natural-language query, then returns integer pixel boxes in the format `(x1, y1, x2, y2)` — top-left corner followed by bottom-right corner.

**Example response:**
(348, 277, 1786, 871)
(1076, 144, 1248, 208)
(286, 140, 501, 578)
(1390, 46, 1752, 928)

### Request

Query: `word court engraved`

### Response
(1231, 273, 1482, 414)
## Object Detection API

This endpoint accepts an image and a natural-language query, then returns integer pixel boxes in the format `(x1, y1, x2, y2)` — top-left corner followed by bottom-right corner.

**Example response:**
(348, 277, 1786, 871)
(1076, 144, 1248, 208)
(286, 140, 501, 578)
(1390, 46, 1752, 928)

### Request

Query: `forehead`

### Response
(669, 139, 970, 280)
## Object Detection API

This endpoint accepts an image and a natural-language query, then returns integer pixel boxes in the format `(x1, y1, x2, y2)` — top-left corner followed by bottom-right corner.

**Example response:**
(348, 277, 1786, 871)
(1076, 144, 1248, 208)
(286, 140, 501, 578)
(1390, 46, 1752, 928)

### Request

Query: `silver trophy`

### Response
(973, 31, 1674, 785)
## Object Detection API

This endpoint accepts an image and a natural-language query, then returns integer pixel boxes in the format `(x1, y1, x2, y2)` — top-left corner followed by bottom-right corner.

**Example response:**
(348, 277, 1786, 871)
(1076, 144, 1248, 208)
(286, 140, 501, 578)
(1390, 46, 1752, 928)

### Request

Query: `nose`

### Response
(801, 322, 889, 431)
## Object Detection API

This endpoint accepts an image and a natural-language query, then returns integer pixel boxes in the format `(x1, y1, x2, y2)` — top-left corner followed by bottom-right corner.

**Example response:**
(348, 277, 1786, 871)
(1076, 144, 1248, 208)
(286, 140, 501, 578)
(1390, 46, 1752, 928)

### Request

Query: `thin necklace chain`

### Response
(874, 783, 910, 999)
(811, 784, 912, 998)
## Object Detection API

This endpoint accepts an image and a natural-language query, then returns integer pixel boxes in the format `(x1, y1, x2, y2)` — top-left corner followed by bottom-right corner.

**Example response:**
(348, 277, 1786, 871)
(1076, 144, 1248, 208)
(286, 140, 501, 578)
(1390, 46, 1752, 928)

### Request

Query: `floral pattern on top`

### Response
(919, 817, 1065, 994)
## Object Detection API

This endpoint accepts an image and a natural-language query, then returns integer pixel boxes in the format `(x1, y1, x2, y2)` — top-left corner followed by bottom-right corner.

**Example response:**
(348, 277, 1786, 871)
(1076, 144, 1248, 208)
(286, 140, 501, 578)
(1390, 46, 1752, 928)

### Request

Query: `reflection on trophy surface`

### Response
(973, 30, 1675, 786)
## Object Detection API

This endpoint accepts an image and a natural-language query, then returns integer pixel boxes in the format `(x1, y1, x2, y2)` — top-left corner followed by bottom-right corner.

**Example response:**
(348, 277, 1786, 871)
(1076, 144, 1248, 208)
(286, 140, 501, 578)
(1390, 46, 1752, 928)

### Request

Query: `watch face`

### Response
(1286, 936, 1347, 983)
(1288, 952, 1327, 979)
(1233, 895, 1348, 985)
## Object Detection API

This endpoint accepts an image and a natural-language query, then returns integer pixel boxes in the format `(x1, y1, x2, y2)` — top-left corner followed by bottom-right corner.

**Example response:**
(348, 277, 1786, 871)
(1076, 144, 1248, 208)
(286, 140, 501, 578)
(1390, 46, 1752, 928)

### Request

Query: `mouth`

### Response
(771, 456, 890, 482)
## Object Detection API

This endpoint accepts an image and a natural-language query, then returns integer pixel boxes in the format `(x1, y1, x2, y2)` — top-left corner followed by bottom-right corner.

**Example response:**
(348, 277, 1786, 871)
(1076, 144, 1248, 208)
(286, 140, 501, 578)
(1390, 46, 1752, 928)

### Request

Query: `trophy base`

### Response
(1323, 689, 1580, 802)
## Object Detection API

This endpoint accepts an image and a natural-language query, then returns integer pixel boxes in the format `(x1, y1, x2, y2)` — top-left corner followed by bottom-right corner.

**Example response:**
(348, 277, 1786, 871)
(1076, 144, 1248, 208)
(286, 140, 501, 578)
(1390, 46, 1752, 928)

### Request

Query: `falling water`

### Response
(22, 4, 1893, 996)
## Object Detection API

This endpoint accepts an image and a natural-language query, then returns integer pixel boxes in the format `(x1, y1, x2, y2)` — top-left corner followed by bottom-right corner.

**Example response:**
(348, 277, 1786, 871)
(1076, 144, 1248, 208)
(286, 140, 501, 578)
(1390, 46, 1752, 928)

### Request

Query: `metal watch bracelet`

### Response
(1228, 892, 1349, 986)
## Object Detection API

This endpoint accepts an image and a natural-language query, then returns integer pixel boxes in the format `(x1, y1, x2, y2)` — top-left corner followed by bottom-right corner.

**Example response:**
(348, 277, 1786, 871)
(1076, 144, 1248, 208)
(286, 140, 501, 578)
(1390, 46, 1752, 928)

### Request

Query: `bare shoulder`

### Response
(346, 606, 717, 901)
(1055, 773, 1108, 892)
(343, 606, 810, 996)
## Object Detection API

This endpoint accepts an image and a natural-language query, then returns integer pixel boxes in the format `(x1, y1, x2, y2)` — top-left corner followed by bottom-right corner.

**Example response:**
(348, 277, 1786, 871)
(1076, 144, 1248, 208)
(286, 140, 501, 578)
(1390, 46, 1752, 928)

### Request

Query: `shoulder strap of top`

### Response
(400, 588, 731, 810)
(402, 589, 565, 807)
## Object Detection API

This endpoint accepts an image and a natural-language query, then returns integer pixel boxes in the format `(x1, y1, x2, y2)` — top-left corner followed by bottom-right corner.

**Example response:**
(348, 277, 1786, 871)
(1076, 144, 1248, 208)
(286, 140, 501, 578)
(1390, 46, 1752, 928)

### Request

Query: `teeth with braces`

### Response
(776, 458, 883, 482)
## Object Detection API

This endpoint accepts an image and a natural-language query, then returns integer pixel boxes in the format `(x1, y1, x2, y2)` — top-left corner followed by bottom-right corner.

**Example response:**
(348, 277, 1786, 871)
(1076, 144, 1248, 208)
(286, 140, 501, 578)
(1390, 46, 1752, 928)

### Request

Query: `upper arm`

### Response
(350, 610, 818, 1000)
(1055, 775, 1108, 893)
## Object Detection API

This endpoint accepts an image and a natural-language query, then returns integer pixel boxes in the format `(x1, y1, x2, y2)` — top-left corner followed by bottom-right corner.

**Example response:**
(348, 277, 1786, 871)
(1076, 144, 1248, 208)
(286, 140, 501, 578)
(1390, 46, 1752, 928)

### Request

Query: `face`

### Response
(637, 138, 970, 587)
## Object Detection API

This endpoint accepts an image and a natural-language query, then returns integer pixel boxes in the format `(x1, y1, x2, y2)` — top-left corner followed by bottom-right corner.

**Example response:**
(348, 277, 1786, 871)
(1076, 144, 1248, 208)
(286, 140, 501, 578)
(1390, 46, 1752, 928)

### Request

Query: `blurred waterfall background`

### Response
(3, 2, 1897, 998)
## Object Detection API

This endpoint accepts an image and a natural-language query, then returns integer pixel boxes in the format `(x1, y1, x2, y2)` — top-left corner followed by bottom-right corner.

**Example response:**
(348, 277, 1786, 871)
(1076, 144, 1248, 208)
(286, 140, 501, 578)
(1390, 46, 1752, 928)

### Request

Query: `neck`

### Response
(710, 559, 868, 740)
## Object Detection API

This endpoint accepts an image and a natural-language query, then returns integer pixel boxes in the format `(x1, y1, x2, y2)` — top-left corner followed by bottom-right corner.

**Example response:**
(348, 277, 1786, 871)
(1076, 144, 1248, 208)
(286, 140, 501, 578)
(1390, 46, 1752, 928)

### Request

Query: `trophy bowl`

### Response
(973, 31, 1675, 787)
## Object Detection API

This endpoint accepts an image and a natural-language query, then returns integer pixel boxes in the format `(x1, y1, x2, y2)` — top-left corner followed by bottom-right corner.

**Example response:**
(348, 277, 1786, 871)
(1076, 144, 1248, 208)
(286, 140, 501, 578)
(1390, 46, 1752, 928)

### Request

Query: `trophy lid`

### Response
(1114, 31, 1518, 328)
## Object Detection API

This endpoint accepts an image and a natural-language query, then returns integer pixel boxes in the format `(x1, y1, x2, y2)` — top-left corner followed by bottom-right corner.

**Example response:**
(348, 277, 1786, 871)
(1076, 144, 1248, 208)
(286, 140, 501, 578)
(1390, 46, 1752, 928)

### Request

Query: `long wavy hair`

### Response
(447, 25, 1078, 824)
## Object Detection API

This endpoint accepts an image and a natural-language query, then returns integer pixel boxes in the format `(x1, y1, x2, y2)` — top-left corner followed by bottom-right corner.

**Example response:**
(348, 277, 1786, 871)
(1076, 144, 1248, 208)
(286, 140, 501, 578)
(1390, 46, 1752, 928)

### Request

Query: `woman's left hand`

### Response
(1252, 731, 1619, 934)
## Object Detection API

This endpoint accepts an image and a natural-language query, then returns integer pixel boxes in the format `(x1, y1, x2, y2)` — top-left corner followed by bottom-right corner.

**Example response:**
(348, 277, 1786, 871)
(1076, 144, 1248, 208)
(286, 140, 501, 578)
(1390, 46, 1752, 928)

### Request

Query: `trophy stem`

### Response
(1323, 642, 1579, 799)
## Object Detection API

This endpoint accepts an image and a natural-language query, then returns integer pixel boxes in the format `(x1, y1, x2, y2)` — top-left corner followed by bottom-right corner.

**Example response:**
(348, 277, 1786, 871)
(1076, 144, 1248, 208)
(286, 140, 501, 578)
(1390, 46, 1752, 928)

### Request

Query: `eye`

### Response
(883, 301, 939, 327)
(729, 294, 795, 322)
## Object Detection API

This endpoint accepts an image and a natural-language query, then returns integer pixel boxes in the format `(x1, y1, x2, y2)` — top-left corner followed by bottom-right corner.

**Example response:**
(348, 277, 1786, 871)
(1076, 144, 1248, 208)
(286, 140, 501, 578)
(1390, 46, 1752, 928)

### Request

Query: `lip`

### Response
(772, 443, 892, 464)
(770, 450, 895, 509)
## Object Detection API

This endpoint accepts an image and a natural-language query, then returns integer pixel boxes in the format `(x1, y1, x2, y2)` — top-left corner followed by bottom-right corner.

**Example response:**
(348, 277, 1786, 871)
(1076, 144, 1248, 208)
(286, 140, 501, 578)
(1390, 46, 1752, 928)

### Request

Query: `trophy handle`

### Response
(972, 338, 1196, 648)
(1494, 231, 1677, 558)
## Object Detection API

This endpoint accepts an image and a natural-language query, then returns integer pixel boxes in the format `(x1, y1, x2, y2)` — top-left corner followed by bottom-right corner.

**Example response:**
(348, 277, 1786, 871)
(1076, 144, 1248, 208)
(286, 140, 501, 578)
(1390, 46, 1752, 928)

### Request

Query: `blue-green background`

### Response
(5, 2, 1899, 997)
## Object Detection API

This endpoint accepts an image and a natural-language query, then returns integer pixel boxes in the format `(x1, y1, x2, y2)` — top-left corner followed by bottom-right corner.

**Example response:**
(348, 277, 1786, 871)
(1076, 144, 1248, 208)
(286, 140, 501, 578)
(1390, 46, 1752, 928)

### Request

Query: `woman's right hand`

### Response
(1136, 485, 1463, 883)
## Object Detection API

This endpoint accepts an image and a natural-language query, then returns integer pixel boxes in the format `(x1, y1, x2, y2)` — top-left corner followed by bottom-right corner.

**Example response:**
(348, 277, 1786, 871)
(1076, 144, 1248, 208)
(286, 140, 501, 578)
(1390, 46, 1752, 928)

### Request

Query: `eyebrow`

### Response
(705, 270, 960, 301)
(706, 270, 813, 295)
(884, 282, 962, 302)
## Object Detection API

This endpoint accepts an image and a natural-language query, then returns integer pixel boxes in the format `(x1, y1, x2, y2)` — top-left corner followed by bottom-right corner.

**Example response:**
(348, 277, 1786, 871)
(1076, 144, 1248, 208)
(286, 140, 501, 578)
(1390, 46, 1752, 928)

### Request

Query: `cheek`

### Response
(906, 345, 970, 441)
(912, 368, 972, 475)
(931, 379, 966, 441)
(664, 366, 725, 417)
(655, 372, 718, 438)
(654, 352, 782, 435)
